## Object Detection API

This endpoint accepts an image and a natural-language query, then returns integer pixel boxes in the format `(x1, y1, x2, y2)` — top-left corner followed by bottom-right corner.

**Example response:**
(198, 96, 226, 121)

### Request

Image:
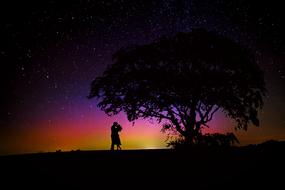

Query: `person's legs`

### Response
(111, 142, 114, 150)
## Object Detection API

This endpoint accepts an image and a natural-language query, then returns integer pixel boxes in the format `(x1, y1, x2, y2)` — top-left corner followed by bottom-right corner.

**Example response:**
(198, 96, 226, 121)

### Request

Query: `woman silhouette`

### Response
(111, 122, 122, 150)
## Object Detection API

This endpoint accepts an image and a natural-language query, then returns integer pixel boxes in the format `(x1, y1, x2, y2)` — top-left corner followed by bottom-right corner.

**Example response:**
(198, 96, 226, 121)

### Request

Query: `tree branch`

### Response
(201, 123, 210, 128)
(197, 104, 220, 125)
(203, 105, 214, 122)
(166, 106, 186, 136)
(173, 104, 187, 128)
(205, 106, 219, 122)
(139, 109, 172, 121)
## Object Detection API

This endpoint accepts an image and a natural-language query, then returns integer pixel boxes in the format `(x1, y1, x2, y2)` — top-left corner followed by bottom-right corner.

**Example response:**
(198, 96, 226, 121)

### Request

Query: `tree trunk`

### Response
(184, 101, 198, 145)
(184, 120, 196, 145)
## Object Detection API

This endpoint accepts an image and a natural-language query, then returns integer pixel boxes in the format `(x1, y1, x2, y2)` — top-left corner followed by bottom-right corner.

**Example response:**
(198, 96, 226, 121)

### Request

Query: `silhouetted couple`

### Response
(111, 122, 122, 150)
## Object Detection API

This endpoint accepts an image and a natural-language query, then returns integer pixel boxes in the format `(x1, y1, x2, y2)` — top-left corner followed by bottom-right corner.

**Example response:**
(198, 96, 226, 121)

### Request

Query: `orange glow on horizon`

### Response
(1, 104, 284, 155)
(0, 114, 167, 155)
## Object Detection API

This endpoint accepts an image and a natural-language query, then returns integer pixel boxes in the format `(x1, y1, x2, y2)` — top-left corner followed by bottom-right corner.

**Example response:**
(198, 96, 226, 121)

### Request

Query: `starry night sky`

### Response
(1, 0, 284, 155)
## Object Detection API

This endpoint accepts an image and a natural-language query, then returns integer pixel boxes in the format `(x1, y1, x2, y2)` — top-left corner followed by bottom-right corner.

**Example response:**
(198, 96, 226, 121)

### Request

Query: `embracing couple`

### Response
(111, 122, 122, 150)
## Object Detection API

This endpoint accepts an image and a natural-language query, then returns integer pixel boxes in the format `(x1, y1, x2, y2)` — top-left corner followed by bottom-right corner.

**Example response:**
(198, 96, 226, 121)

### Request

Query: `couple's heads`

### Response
(112, 122, 120, 128)
(112, 122, 122, 131)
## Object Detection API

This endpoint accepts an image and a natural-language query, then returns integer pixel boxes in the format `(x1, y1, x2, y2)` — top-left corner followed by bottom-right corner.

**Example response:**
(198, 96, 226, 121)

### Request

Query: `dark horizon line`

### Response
(1, 139, 284, 157)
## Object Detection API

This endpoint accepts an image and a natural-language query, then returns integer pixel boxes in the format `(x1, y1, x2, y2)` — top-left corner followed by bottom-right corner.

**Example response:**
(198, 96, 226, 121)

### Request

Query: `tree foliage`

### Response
(167, 132, 240, 149)
(88, 28, 266, 144)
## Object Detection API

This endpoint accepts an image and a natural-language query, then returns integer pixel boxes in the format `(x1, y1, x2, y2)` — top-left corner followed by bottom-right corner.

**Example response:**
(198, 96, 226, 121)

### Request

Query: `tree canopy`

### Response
(88, 28, 266, 145)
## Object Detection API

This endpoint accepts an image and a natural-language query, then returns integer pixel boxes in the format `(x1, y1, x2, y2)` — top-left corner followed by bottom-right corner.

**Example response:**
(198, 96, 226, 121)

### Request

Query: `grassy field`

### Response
(0, 141, 284, 189)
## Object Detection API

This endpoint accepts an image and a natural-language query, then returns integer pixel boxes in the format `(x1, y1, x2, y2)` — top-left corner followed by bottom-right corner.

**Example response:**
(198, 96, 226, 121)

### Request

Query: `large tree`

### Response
(88, 28, 266, 145)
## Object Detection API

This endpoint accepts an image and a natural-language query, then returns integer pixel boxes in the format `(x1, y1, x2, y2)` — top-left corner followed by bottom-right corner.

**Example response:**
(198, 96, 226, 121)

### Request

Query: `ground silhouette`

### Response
(1, 141, 284, 189)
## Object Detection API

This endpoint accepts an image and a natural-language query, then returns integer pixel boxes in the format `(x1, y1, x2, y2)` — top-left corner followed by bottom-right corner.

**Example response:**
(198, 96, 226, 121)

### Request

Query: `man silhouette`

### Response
(111, 122, 122, 150)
